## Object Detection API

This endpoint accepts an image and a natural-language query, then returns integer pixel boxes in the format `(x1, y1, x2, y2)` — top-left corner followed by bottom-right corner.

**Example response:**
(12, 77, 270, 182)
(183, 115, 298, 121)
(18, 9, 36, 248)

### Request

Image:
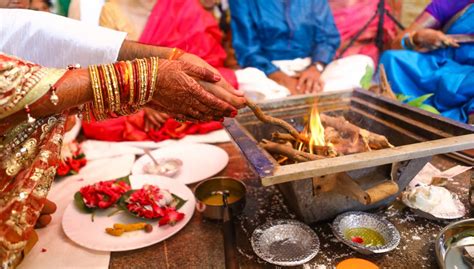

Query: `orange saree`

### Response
(0, 53, 67, 268)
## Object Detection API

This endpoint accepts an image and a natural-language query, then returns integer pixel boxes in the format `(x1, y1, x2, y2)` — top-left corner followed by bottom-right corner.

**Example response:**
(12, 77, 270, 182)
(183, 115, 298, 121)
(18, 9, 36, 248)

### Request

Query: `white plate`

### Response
(62, 175, 195, 252)
(131, 143, 229, 185)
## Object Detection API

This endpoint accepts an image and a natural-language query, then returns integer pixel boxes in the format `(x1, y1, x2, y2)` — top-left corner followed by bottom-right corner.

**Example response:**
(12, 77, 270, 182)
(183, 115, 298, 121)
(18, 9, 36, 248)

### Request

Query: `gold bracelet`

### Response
(140, 59, 148, 105)
(101, 64, 116, 115)
(88, 65, 106, 121)
(148, 57, 158, 102)
(107, 64, 122, 115)
(126, 61, 135, 106)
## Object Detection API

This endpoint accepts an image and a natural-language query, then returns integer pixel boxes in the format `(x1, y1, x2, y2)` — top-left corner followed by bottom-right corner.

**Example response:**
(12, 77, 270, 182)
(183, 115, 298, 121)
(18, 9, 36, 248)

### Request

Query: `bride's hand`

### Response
(35, 199, 57, 229)
(148, 59, 246, 122)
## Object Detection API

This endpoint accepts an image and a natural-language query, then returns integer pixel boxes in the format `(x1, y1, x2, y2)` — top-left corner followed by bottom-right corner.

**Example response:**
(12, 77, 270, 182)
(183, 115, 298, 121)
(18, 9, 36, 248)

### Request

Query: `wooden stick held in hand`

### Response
(246, 99, 305, 141)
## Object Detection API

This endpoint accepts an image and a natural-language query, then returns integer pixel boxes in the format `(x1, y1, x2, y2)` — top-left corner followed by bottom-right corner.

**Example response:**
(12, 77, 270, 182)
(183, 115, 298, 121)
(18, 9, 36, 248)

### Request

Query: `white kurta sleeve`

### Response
(0, 9, 127, 68)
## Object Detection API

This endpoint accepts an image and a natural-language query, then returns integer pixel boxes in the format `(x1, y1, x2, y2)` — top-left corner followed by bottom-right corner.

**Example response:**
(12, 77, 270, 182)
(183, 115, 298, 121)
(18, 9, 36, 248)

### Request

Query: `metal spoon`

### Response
(143, 149, 159, 166)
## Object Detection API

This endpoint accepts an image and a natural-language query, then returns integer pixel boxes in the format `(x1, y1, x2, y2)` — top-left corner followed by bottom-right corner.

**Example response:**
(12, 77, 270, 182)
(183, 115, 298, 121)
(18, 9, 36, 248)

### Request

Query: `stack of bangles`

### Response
(82, 57, 159, 122)
(401, 32, 416, 50)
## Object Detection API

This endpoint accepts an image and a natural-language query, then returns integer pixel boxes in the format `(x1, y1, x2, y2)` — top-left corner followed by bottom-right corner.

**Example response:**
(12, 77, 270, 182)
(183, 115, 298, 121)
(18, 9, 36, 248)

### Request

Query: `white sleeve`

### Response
(0, 9, 127, 68)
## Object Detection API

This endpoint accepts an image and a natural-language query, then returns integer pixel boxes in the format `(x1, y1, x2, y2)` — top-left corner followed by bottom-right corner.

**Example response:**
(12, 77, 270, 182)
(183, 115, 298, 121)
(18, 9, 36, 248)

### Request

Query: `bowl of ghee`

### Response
(194, 177, 246, 220)
(332, 211, 400, 255)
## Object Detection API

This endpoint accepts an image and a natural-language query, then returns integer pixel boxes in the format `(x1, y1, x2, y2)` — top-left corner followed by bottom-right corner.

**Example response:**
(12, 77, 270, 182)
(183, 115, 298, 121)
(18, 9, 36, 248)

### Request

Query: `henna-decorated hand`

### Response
(179, 53, 245, 108)
(148, 59, 245, 122)
(143, 108, 169, 131)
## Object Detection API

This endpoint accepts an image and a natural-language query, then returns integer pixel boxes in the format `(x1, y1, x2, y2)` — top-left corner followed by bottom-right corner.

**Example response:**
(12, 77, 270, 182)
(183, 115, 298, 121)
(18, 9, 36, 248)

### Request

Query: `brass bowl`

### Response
(194, 177, 246, 220)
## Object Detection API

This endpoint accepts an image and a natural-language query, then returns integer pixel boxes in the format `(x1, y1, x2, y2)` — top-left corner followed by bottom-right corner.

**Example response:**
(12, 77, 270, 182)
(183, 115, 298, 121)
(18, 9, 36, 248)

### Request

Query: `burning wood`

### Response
(247, 100, 393, 164)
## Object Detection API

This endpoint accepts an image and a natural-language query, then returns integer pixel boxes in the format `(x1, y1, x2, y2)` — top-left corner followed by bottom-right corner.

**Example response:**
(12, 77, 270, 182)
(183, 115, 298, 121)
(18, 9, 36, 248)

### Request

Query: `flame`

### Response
(308, 103, 325, 154)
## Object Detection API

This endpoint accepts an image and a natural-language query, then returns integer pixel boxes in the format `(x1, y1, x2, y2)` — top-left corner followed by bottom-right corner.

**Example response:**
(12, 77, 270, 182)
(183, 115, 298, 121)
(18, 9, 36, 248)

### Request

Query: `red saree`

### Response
(0, 53, 67, 268)
(139, 0, 237, 88)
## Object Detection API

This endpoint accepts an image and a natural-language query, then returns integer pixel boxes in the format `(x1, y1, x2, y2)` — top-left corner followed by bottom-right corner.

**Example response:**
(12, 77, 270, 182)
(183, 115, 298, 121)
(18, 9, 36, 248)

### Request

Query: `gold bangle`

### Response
(126, 61, 135, 106)
(101, 64, 115, 114)
(140, 59, 148, 105)
(88, 65, 105, 120)
(107, 64, 122, 115)
(148, 57, 158, 102)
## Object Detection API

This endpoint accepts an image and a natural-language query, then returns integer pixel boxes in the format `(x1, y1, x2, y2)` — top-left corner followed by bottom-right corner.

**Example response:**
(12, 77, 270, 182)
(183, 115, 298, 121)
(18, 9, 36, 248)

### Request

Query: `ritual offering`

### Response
(195, 177, 247, 269)
(332, 211, 400, 255)
(224, 90, 474, 223)
(402, 185, 466, 220)
(143, 157, 182, 177)
(120, 184, 187, 226)
(104, 223, 153, 236)
(251, 219, 320, 266)
(132, 143, 229, 185)
(74, 177, 131, 214)
(63, 175, 196, 251)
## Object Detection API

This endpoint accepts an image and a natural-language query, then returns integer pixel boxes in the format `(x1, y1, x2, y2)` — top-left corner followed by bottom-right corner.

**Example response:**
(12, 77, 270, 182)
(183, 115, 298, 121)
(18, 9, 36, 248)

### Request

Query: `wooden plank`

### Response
(261, 134, 474, 186)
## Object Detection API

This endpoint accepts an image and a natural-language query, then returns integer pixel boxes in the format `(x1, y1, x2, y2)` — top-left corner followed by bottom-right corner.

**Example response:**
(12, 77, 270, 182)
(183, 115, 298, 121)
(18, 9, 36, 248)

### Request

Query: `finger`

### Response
(193, 80, 241, 113)
(42, 199, 57, 214)
(297, 76, 307, 93)
(197, 80, 246, 109)
(35, 214, 52, 229)
(305, 78, 315, 94)
(147, 113, 161, 128)
(318, 80, 325, 92)
(188, 97, 226, 119)
(155, 113, 169, 124)
(180, 61, 221, 83)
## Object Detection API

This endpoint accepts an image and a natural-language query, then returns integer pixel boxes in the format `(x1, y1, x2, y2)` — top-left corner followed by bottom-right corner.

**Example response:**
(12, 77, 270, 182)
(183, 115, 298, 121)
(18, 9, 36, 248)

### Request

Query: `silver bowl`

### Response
(332, 211, 400, 255)
(435, 218, 474, 269)
(251, 219, 320, 266)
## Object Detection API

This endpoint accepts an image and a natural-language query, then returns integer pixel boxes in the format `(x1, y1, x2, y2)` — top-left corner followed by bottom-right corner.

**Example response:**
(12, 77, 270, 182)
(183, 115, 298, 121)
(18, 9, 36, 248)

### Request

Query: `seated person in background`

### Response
(229, 0, 374, 95)
(30, 0, 52, 12)
(380, 0, 474, 123)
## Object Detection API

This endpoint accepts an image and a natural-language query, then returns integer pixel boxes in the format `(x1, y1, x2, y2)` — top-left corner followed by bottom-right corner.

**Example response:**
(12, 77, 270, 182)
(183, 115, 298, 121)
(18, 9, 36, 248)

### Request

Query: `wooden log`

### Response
(364, 181, 399, 204)
(312, 172, 370, 205)
(360, 128, 394, 149)
(272, 132, 336, 157)
(260, 139, 324, 162)
(246, 100, 305, 141)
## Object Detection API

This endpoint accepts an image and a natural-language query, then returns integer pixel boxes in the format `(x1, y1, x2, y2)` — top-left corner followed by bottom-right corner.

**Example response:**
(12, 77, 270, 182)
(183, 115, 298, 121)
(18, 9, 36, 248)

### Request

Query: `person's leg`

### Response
(320, 54, 374, 92)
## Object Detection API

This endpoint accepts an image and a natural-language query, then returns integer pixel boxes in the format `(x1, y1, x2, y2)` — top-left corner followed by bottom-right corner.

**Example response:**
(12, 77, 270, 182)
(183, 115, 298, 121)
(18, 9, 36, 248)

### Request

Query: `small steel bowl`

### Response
(194, 177, 246, 220)
(332, 211, 400, 255)
(435, 218, 474, 269)
(251, 219, 320, 266)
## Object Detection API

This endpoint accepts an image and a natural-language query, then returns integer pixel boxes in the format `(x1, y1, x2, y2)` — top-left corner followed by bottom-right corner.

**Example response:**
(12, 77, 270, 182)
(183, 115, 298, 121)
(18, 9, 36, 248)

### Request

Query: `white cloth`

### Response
(18, 154, 136, 269)
(235, 68, 290, 101)
(272, 54, 375, 93)
(272, 57, 312, 77)
(0, 9, 126, 68)
(321, 54, 374, 92)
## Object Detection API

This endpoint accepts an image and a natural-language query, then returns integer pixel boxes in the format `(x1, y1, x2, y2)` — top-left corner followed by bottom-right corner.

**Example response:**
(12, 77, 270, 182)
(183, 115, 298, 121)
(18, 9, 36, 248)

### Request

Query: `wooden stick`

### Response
(272, 132, 337, 157)
(246, 100, 305, 141)
(365, 181, 399, 204)
(260, 139, 324, 162)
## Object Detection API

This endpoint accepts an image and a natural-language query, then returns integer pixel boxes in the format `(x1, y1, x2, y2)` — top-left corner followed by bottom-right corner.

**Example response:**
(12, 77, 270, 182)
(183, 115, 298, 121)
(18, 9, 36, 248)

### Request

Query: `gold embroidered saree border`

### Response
(0, 68, 66, 120)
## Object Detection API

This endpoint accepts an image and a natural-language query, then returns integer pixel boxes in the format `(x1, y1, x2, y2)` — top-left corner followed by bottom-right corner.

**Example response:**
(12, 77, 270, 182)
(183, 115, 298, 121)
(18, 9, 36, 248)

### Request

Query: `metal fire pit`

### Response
(223, 89, 474, 223)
